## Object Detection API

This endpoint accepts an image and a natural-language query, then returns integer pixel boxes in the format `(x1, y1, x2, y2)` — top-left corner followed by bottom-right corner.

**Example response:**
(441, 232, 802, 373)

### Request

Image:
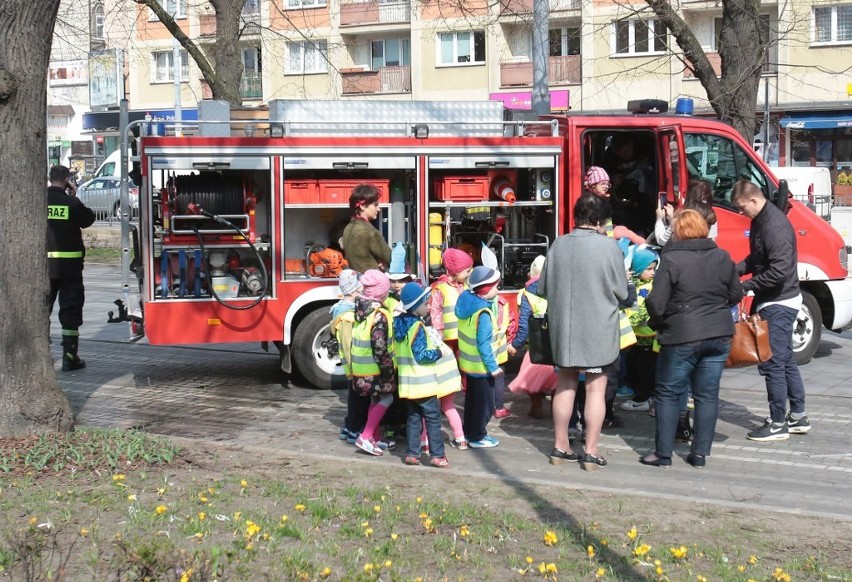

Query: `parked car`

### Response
(76, 177, 139, 221)
(770, 166, 833, 220)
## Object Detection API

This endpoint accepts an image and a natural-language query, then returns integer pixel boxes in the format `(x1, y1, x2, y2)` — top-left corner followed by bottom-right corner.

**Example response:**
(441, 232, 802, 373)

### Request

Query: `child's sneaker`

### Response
(430, 456, 450, 468)
(620, 399, 651, 412)
(355, 436, 383, 456)
(419, 440, 430, 455)
(616, 386, 634, 398)
(376, 437, 397, 451)
(494, 407, 512, 419)
(450, 438, 468, 450)
(346, 431, 360, 445)
(339, 427, 351, 441)
(469, 435, 499, 448)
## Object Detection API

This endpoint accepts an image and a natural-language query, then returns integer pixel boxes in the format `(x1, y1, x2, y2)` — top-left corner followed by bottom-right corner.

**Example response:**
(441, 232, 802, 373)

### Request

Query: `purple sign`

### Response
(489, 89, 569, 110)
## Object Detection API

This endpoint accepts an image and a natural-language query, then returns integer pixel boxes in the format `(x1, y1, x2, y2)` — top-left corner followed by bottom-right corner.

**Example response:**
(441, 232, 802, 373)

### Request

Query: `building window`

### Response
(148, 0, 186, 20)
(286, 40, 328, 74)
(813, 5, 852, 44)
(151, 50, 189, 83)
(613, 18, 666, 55)
(549, 26, 581, 56)
(438, 31, 486, 66)
(92, 3, 105, 40)
(371, 38, 411, 69)
(285, 0, 326, 8)
(243, 0, 260, 14)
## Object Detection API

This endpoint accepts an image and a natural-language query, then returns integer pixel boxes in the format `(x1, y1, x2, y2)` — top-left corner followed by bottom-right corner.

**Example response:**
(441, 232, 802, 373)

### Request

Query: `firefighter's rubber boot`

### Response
(61, 336, 86, 371)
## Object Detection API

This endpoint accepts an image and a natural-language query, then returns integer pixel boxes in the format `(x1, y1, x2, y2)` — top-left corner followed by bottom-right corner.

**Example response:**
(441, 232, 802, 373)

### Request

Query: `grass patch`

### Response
(84, 246, 121, 263)
(0, 436, 849, 581)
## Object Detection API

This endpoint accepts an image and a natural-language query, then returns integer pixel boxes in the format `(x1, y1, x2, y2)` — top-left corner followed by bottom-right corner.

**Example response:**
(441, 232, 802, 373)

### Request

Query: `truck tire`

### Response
(291, 306, 346, 390)
(793, 291, 821, 365)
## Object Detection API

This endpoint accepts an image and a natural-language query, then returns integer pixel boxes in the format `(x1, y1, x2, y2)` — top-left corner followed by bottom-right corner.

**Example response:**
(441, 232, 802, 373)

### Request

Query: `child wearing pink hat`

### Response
(427, 247, 474, 449)
(352, 270, 397, 456)
(584, 166, 645, 246)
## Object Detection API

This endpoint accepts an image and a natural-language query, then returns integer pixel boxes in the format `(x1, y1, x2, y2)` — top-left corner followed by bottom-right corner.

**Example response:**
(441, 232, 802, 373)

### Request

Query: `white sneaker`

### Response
(355, 436, 383, 456)
(620, 399, 651, 412)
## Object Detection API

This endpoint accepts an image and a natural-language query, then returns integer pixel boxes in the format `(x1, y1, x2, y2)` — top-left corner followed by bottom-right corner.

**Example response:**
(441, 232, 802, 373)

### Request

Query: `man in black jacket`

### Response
(47, 165, 96, 371)
(732, 180, 810, 441)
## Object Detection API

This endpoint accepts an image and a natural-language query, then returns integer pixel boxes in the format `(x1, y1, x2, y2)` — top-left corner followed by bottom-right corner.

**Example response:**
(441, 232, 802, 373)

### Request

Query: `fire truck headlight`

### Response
(412, 124, 429, 139)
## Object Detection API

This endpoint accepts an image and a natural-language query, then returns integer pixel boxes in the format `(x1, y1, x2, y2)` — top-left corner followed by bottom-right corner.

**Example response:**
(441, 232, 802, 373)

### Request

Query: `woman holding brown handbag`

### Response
(640, 210, 743, 469)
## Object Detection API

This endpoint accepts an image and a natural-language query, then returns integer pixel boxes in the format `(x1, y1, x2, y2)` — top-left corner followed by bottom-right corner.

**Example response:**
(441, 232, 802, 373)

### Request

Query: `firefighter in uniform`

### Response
(47, 165, 95, 371)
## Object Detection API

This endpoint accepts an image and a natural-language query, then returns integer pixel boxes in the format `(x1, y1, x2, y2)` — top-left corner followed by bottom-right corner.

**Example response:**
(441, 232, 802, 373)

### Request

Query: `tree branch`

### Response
(644, 0, 722, 109)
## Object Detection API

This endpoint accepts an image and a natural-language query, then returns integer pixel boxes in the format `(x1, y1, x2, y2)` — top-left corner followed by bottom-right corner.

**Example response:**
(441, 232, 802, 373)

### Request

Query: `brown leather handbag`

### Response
(725, 313, 772, 368)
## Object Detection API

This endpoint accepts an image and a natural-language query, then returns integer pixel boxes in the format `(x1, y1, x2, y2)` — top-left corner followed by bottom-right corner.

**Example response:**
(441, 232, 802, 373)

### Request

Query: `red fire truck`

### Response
(123, 99, 852, 389)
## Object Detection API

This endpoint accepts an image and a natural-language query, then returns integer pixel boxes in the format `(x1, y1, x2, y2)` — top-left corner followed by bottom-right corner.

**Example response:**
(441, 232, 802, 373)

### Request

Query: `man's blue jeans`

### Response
(655, 337, 732, 458)
(757, 304, 806, 422)
(406, 396, 445, 458)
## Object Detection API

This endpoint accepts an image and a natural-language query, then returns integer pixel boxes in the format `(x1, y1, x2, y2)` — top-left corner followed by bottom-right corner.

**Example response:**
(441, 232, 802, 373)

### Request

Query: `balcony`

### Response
(341, 65, 411, 95)
(683, 51, 776, 78)
(241, 76, 262, 100)
(199, 11, 261, 37)
(498, 0, 579, 16)
(340, 0, 410, 27)
(500, 55, 581, 87)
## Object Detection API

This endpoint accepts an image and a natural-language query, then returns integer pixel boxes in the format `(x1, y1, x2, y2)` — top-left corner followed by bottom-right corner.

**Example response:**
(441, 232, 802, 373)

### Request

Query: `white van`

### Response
(93, 149, 131, 179)
(770, 166, 832, 220)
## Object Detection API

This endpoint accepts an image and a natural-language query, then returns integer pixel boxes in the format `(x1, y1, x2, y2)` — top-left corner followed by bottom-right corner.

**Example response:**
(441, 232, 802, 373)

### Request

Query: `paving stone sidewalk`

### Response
(57, 264, 852, 521)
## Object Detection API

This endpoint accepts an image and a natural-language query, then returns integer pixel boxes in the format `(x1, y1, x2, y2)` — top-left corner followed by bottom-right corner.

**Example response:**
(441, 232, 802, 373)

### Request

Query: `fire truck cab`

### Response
(126, 99, 852, 389)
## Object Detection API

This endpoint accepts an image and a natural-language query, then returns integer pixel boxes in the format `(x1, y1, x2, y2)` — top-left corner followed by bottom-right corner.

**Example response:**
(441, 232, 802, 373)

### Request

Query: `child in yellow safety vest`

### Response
(428, 247, 473, 449)
(620, 248, 659, 413)
(509, 256, 558, 419)
(351, 270, 396, 457)
(332, 270, 370, 444)
(455, 266, 503, 448)
(394, 282, 462, 468)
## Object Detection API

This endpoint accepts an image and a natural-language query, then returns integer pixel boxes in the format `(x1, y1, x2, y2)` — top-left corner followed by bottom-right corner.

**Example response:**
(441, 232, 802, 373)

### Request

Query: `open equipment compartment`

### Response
(426, 153, 559, 290)
(143, 154, 275, 303)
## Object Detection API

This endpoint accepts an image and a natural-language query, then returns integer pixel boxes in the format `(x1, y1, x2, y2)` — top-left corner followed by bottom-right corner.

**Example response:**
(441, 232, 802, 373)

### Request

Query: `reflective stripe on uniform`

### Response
(48, 251, 84, 259)
(48, 205, 70, 220)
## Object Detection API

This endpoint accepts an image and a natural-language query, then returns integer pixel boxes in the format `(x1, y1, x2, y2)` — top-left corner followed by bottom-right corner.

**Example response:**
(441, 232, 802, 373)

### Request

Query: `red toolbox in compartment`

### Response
(318, 179, 390, 205)
(284, 180, 319, 204)
(432, 176, 490, 202)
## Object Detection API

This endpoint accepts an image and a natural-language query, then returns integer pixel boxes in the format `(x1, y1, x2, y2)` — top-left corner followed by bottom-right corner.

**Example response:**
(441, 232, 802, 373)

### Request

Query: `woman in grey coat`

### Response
(538, 195, 629, 470)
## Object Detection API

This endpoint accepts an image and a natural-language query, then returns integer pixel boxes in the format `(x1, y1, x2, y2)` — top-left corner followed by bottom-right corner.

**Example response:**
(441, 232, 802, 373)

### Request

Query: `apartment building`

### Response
(58, 0, 851, 179)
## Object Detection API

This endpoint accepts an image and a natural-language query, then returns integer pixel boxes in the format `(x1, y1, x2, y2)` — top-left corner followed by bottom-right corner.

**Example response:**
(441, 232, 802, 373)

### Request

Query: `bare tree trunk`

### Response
(0, 1, 75, 436)
(138, 0, 244, 105)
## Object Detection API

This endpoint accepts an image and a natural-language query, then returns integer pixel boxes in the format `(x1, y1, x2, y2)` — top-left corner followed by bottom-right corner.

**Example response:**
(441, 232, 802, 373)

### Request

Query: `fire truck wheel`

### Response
(792, 291, 821, 366)
(292, 307, 346, 390)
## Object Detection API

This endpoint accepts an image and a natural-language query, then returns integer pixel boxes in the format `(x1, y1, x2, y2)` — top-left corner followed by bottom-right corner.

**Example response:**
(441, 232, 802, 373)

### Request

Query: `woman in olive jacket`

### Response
(641, 209, 743, 469)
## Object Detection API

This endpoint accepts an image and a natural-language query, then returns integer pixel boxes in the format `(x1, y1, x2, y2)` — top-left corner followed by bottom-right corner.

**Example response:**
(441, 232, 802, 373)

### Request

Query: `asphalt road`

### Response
(53, 263, 852, 521)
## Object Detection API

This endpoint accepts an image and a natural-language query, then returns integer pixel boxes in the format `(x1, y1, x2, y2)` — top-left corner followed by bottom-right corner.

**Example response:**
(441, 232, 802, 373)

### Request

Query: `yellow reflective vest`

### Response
(494, 299, 511, 365)
(518, 288, 548, 317)
(395, 321, 461, 399)
(434, 280, 464, 341)
(458, 308, 498, 375)
(333, 310, 356, 377)
(605, 227, 638, 350)
(350, 307, 393, 377)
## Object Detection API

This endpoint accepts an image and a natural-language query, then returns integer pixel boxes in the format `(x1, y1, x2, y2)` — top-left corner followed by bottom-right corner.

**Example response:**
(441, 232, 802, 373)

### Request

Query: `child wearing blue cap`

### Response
(621, 248, 659, 413)
(393, 282, 462, 467)
(455, 266, 503, 448)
